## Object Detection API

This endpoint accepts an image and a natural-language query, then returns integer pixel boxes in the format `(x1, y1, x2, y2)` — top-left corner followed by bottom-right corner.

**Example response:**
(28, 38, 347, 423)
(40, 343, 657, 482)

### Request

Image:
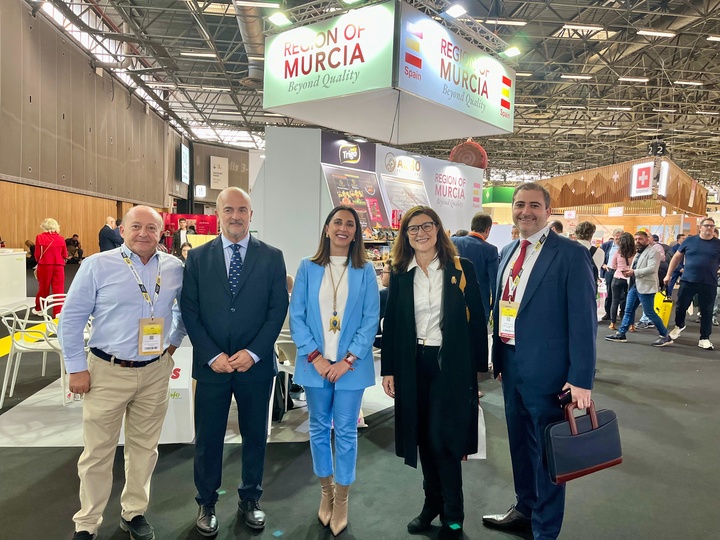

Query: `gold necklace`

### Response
(328, 262, 348, 333)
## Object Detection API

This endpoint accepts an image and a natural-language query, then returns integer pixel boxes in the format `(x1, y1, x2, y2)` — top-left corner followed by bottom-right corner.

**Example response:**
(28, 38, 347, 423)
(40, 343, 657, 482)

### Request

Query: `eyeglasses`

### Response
(407, 221, 437, 235)
(701, 223, 715, 227)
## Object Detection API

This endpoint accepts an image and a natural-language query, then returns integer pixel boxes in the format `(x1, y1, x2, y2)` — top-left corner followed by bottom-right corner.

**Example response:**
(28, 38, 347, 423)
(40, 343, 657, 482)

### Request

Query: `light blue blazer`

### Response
(290, 257, 380, 390)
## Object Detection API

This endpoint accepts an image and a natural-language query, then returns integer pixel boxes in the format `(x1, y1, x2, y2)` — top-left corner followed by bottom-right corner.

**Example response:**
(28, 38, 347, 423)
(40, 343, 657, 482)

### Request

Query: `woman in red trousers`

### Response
(34, 218, 68, 317)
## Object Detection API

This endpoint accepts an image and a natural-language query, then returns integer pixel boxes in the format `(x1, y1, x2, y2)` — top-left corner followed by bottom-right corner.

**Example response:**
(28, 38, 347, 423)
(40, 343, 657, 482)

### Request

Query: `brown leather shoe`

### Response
(608, 323, 616, 330)
(482, 505, 531, 530)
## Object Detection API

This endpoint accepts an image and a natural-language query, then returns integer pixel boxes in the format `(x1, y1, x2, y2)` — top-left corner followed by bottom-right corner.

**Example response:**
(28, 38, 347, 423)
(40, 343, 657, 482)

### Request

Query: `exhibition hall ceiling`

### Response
(36, 0, 720, 187)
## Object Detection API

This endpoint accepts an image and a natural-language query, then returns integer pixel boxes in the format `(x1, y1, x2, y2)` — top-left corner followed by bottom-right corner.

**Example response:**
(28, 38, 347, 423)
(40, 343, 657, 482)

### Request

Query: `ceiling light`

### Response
(145, 82, 177, 88)
(233, 1, 281, 8)
(180, 51, 217, 58)
(637, 29, 676, 38)
(674, 80, 703, 86)
(559, 105, 586, 109)
(247, 55, 264, 61)
(556, 161, 572, 165)
(562, 23, 604, 32)
(515, 103, 535, 107)
(618, 76, 649, 83)
(485, 19, 527, 26)
(697, 111, 719, 115)
(638, 127, 661, 131)
(268, 11, 292, 26)
(607, 106, 632, 111)
(339, 0, 364, 4)
(503, 46, 521, 57)
(653, 108, 677, 113)
(445, 4, 466, 18)
(348, 135, 368, 143)
(515, 72, 532, 77)
(597, 126, 621, 130)
(707, 35, 720, 42)
(560, 74, 592, 80)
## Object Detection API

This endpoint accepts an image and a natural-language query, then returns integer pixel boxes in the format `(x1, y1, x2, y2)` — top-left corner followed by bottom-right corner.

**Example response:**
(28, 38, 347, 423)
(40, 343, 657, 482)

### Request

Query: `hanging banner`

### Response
(263, 1, 395, 108)
(630, 161, 654, 197)
(210, 156, 229, 190)
(397, 2, 515, 131)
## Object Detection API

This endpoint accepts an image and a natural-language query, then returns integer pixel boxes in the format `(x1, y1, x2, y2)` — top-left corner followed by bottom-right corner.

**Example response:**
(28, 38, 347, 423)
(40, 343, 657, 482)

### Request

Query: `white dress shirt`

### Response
(500, 225, 550, 345)
(319, 256, 350, 361)
(408, 256, 443, 345)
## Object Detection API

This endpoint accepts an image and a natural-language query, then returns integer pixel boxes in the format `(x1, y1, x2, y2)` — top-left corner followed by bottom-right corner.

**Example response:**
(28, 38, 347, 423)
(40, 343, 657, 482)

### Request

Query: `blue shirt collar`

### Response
(120, 243, 159, 264)
(221, 233, 250, 251)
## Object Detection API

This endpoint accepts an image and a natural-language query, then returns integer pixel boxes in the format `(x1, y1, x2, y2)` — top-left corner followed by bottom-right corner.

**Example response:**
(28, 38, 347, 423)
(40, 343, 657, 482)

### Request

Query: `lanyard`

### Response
(506, 234, 546, 301)
(121, 248, 162, 318)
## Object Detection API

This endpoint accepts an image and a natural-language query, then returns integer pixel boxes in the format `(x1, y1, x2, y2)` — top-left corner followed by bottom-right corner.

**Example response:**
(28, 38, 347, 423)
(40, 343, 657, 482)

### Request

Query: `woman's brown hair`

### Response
(310, 205, 366, 269)
(390, 206, 457, 273)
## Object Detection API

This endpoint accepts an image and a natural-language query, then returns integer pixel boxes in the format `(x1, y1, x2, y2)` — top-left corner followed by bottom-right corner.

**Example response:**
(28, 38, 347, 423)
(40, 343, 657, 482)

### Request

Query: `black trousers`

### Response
(610, 277, 629, 324)
(674, 281, 718, 340)
(416, 345, 464, 524)
(194, 377, 273, 505)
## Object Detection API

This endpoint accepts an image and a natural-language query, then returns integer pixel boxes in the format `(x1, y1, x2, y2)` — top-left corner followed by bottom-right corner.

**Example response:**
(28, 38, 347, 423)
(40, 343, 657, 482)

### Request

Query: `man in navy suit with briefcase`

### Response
(482, 182, 596, 540)
(181, 187, 288, 536)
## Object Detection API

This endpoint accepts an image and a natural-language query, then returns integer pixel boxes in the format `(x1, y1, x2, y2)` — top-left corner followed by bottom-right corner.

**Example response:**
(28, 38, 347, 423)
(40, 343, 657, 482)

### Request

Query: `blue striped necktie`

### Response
(229, 244, 243, 295)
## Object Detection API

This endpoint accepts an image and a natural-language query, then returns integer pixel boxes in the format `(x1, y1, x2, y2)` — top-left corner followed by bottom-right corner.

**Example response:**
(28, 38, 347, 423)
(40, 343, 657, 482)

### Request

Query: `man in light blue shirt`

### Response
(59, 205, 186, 540)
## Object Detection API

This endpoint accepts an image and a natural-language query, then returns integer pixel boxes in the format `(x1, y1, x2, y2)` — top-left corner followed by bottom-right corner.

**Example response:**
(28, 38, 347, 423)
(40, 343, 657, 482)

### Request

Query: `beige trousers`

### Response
(73, 351, 174, 533)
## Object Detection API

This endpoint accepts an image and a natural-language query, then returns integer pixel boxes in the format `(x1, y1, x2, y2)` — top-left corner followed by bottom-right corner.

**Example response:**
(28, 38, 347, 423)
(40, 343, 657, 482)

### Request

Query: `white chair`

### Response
(40, 294, 91, 351)
(275, 339, 298, 416)
(0, 305, 66, 408)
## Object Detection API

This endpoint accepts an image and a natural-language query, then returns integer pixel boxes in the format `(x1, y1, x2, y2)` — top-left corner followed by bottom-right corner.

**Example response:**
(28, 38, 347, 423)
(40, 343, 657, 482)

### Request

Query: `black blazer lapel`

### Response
(442, 262, 464, 333)
(211, 237, 231, 297)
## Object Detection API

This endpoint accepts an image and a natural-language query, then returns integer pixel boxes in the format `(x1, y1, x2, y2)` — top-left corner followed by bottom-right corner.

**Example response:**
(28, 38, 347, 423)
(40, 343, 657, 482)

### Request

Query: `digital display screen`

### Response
(181, 143, 190, 185)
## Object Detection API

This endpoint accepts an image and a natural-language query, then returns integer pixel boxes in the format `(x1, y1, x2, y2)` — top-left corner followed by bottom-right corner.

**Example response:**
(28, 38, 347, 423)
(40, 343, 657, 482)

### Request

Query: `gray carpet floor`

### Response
(1, 284, 718, 538)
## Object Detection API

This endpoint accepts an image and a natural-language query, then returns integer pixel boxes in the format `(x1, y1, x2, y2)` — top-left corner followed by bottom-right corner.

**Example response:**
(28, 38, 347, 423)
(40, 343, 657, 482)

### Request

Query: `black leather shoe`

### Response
(196, 504, 218, 537)
(482, 505, 531, 530)
(119, 515, 155, 540)
(72, 532, 96, 540)
(238, 499, 266, 530)
(407, 515, 434, 534)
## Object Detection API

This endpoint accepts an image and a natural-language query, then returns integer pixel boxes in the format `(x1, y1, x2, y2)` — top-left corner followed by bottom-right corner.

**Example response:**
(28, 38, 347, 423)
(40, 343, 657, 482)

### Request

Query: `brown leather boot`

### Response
(318, 475, 334, 527)
(330, 483, 350, 536)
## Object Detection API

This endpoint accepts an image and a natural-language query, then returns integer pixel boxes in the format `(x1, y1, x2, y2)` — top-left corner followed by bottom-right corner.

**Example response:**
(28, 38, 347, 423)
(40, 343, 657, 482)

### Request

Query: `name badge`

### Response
(138, 317, 164, 356)
(499, 301, 519, 340)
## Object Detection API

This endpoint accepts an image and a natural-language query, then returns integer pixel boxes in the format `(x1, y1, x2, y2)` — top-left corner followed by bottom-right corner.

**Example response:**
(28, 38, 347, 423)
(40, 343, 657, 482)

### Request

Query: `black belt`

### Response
(90, 347, 166, 368)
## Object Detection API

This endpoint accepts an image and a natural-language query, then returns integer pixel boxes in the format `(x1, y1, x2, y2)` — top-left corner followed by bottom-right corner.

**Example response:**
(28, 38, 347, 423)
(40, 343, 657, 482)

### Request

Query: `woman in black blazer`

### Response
(381, 206, 488, 540)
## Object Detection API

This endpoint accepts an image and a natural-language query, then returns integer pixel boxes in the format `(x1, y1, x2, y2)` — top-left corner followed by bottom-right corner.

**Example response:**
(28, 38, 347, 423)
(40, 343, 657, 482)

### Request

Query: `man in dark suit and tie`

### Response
(451, 212, 498, 323)
(482, 182, 596, 540)
(172, 218, 189, 256)
(181, 187, 289, 536)
(98, 216, 122, 252)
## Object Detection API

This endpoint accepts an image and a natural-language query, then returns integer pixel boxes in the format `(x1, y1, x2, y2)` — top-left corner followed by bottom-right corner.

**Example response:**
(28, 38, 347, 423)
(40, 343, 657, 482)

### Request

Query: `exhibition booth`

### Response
(536, 157, 708, 242)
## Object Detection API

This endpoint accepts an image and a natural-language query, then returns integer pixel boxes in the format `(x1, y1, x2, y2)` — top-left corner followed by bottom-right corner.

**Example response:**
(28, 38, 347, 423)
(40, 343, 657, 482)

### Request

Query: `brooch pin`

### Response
(451, 276, 457, 285)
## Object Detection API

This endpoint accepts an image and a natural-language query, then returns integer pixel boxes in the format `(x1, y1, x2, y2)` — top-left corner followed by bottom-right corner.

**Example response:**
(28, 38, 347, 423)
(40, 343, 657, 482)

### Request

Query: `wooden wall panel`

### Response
(0, 0, 23, 178)
(0, 181, 116, 256)
(540, 157, 708, 216)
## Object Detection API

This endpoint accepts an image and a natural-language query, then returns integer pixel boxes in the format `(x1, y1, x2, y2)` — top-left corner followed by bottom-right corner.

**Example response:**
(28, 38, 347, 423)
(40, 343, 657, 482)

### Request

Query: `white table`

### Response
(0, 250, 27, 308)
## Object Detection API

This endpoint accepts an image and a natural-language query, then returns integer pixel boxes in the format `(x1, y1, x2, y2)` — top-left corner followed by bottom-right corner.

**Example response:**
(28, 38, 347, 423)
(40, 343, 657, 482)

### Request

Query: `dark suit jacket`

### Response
(600, 239, 614, 279)
(452, 234, 498, 317)
(381, 258, 488, 467)
(492, 231, 596, 395)
(172, 230, 187, 256)
(181, 235, 289, 383)
(98, 225, 122, 252)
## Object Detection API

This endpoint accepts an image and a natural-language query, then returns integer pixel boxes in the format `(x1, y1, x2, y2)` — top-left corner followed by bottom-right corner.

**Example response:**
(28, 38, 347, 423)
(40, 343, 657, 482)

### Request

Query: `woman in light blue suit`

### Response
(290, 205, 379, 536)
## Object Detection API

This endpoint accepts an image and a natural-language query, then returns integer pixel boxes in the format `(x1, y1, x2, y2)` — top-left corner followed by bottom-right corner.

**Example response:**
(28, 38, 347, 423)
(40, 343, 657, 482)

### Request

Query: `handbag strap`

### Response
(453, 256, 470, 322)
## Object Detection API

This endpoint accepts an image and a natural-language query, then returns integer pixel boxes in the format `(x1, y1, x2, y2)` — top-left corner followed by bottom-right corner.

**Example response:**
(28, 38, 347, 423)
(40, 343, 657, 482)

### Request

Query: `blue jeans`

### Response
(619, 286, 668, 337)
(304, 384, 364, 486)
